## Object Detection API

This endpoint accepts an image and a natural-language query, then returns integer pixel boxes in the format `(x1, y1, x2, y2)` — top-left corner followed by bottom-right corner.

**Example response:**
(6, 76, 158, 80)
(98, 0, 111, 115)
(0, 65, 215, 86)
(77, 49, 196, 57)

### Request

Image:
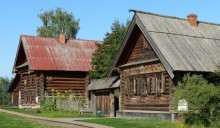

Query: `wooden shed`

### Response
(108, 10, 220, 119)
(8, 35, 101, 108)
(88, 76, 120, 117)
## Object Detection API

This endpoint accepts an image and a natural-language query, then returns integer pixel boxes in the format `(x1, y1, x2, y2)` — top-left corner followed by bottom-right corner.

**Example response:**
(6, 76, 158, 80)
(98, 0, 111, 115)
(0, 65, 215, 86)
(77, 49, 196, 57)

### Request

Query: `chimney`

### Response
(59, 34, 66, 44)
(187, 14, 198, 27)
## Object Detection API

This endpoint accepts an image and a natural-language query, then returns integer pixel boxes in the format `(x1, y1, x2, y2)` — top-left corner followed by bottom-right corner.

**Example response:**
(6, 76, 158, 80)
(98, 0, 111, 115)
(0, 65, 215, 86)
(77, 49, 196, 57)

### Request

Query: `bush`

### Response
(41, 93, 56, 111)
(41, 89, 88, 111)
(173, 74, 220, 126)
(210, 118, 220, 128)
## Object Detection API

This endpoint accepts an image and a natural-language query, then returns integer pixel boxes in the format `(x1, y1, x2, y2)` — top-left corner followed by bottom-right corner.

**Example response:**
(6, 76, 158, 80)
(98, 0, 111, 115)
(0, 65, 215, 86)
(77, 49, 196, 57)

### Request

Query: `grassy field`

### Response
(83, 118, 175, 128)
(83, 118, 205, 128)
(0, 112, 65, 128)
(4, 108, 205, 128)
(4, 108, 94, 118)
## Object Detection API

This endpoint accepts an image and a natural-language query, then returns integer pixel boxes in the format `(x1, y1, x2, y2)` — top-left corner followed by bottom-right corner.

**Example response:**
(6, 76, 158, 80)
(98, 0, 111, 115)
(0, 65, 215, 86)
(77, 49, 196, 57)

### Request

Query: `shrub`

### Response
(41, 93, 57, 111)
(173, 74, 220, 126)
(41, 89, 88, 111)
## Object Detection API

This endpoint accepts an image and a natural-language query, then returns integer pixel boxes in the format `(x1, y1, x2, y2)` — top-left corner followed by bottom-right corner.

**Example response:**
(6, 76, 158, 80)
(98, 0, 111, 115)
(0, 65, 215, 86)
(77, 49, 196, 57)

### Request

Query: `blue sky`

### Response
(1, 0, 220, 78)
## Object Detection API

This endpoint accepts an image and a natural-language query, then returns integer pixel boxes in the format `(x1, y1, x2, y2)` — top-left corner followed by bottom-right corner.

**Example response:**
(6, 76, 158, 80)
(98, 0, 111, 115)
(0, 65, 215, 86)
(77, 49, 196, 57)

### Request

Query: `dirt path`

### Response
(0, 109, 113, 128)
(33, 119, 87, 128)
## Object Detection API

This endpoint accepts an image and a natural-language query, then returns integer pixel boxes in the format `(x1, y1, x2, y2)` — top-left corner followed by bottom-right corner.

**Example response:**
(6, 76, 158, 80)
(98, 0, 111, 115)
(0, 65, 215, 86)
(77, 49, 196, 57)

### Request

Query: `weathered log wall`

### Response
(44, 72, 88, 97)
(128, 34, 157, 63)
(119, 33, 174, 112)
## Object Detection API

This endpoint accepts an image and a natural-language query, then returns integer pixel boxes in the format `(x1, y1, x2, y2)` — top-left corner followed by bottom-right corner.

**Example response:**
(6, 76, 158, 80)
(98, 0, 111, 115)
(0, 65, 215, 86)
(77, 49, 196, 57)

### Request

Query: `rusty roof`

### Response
(14, 35, 101, 72)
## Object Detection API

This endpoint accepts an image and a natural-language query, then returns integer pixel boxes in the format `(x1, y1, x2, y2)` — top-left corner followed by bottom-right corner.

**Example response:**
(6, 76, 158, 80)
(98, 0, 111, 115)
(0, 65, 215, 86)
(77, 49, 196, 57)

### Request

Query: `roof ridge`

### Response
(73, 39, 103, 42)
(129, 9, 220, 27)
(21, 35, 102, 42)
(129, 9, 186, 20)
(91, 76, 118, 81)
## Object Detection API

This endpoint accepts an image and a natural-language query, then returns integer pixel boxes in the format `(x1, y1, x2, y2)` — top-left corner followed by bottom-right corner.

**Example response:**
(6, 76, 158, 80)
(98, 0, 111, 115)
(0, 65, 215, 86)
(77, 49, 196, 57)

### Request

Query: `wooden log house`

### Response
(8, 35, 101, 108)
(106, 10, 220, 119)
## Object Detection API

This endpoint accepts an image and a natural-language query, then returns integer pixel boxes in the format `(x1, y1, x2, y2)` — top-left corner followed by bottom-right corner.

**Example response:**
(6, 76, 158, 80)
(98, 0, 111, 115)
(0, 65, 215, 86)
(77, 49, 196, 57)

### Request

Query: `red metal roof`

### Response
(16, 35, 101, 72)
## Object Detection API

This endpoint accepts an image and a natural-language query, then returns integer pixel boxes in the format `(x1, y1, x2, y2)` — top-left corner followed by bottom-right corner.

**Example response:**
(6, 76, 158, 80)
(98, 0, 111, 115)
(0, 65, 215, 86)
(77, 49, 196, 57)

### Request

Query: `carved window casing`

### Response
(125, 72, 166, 97)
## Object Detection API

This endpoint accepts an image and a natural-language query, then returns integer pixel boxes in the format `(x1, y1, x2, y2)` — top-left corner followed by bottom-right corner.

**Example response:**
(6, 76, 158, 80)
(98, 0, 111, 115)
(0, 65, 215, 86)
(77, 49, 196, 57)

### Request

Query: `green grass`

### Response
(83, 118, 205, 128)
(4, 108, 95, 118)
(0, 112, 65, 128)
(83, 118, 175, 128)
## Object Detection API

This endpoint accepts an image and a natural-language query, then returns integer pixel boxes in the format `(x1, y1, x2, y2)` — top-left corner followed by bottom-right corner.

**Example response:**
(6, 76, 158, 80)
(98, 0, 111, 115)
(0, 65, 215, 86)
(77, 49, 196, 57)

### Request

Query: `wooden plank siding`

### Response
(12, 91, 19, 106)
(119, 33, 173, 112)
(127, 34, 157, 63)
(95, 93, 110, 116)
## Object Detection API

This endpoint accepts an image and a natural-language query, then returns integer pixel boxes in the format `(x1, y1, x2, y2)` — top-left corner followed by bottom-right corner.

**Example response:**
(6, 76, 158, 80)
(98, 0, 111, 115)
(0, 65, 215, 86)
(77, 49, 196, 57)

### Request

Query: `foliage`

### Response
(89, 20, 130, 79)
(173, 74, 220, 126)
(173, 121, 205, 128)
(37, 8, 80, 39)
(0, 77, 11, 105)
(0, 112, 64, 128)
(41, 92, 57, 111)
(41, 89, 88, 111)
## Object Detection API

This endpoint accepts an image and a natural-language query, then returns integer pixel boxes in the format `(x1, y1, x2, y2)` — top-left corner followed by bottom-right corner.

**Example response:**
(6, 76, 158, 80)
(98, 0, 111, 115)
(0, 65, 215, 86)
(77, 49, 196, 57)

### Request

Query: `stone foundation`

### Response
(116, 110, 178, 121)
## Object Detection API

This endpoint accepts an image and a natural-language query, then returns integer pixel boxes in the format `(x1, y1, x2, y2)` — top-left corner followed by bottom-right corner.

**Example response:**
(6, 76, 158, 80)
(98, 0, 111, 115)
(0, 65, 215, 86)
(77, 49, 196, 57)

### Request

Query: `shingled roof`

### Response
(109, 10, 220, 78)
(14, 35, 101, 72)
(88, 76, 120, 91)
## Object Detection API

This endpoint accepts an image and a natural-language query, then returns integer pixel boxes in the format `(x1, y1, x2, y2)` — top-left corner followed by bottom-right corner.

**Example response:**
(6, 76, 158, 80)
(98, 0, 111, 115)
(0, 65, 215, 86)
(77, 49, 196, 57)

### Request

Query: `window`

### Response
(47, 76, 53, 82)
(24, 79, 27, 85)
(156, 73, 165, 94)
(126, 73, 166, 97)
(136, 78, 142, 96)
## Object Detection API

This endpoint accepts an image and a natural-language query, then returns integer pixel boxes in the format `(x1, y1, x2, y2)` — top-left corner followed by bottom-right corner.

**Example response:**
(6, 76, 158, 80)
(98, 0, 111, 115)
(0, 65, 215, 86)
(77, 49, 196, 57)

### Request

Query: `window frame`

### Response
(125, 72, 166, 98)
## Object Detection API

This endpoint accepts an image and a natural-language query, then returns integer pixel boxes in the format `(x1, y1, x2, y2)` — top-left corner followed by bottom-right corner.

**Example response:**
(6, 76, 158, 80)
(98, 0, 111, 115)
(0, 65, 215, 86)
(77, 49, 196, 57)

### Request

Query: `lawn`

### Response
(83, 118, 205, 128)
(4, 108, 94, 118)
(4, 108, 205, 128)
(83, 118, 175, 128)
(0, 112, 65, 128)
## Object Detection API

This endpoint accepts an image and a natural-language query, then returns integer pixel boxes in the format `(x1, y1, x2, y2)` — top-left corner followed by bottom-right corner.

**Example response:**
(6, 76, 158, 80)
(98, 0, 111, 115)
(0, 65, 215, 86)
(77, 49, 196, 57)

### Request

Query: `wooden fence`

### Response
(56, 100, 83, 111)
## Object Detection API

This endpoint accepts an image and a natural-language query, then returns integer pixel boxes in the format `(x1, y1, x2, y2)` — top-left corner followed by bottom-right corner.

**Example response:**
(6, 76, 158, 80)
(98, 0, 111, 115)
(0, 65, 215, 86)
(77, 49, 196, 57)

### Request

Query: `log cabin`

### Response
(106, 10, 220, 119)
(8, 35, 101, 108)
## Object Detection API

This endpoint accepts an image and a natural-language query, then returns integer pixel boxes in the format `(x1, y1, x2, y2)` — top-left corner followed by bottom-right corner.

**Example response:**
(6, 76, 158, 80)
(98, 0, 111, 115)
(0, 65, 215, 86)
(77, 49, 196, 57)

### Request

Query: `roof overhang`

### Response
(8, 74, 20, 92)
(107, 11, 175, 79)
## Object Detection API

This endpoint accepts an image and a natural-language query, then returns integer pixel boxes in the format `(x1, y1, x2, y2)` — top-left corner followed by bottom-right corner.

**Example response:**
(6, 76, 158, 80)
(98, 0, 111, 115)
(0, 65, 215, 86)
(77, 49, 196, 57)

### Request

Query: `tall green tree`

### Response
(0, 77, 11, 105)
(37, 8, 80, 39)
(89, 20, 130, 79)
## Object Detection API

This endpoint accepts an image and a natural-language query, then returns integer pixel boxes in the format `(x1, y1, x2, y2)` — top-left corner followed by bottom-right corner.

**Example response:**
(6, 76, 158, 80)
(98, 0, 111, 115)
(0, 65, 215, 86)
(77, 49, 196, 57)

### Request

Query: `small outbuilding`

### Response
(88, 76, 120, 117)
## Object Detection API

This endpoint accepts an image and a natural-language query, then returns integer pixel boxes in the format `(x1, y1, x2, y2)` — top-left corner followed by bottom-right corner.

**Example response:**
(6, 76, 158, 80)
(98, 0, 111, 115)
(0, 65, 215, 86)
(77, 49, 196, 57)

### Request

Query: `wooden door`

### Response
(96, 95, 110, 116)
(13, 91, 19, 107)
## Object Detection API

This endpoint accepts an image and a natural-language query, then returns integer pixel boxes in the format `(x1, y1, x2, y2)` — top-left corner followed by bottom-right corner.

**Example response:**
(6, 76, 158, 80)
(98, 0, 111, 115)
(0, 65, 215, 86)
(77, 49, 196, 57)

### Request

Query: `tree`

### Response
(173, 74, 220, 126)
(37, 8, 80, 39)
(0, 77, 11, 105)
(89, 20, 130, 79)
